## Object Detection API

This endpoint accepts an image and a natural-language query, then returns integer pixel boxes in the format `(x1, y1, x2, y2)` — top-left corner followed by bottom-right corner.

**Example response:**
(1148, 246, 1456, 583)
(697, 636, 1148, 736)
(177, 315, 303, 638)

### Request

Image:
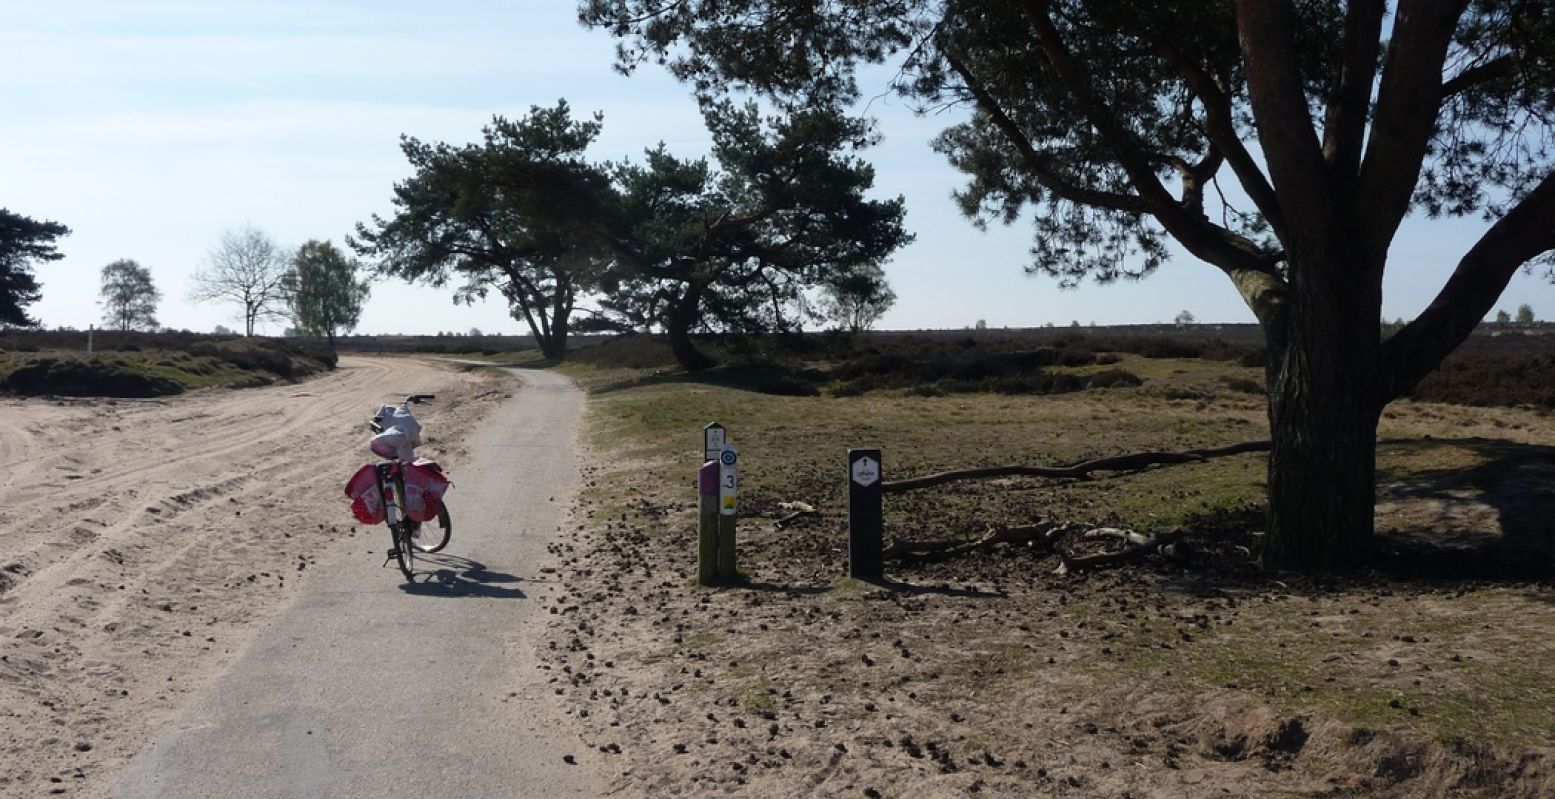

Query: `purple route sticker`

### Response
(698, 460, 719, 498)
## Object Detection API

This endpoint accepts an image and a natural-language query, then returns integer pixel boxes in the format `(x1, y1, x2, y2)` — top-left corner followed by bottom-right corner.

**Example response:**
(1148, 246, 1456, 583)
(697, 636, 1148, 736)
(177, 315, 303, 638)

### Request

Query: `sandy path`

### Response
(0, 357, 525, 797)
(106, 366, 600, 798)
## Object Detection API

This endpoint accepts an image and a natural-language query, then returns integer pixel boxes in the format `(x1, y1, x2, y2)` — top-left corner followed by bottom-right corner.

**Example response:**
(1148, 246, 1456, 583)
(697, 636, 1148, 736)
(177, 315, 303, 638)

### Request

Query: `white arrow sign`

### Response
(851, 455, 880, 487)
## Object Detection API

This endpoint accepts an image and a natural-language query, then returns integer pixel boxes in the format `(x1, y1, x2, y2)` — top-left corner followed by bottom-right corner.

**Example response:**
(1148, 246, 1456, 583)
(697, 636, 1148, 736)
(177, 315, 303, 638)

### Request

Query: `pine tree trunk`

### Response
(666, 286, 715, 372)
(1261, 256, 1382, 571)
(540, 314, 569, 360)
(538, 274, 573, 362)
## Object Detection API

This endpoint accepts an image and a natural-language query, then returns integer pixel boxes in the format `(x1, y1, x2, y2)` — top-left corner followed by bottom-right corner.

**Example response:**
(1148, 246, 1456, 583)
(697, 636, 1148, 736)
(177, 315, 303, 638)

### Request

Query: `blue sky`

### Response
(4, 1, 1553, 335)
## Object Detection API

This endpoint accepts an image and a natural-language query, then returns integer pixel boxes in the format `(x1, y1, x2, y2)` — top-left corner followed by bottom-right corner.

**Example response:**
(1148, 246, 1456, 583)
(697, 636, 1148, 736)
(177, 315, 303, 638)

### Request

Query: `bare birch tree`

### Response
(189, 225, 291, 336)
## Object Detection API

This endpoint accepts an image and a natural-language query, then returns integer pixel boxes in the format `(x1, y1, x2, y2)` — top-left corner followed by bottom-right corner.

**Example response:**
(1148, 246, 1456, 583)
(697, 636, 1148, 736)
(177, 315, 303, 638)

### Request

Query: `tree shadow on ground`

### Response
(854, 575, 1006, 599)
(1376, 437, 1555, 562)
(400, 554, 528, 598)
(1151, 438, 1555, 596)
(714, 577, 830, 597)
(720, 574, 1004, 599)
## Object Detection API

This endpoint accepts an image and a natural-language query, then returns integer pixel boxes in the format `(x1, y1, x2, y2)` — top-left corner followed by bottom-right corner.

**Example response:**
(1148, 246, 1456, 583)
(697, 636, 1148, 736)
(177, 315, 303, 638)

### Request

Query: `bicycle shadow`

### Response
(399, 554, 528, 599)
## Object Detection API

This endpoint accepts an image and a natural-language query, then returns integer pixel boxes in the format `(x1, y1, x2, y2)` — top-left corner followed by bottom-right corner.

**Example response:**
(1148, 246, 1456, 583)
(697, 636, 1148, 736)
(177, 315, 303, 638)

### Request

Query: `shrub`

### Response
(832, 353, 920, 381)
(0, 356, 185, 397)
(1057, 349, 1099, 367)
(1198, 338, 1264, 363)
(567, 334, 680, 369)
(1411, 350, 1555, 408)
(1087, 368, 1144, 389)
(1092, 336, 1203, 359)
(1221, 376, 1265, 395)
(827, 373, 896, 397)
(757, 376, 820, 397)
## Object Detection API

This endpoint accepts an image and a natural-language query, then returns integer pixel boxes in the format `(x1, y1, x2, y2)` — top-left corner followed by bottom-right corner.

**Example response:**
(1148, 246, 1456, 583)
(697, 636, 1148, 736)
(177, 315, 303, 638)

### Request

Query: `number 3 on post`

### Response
(718, 445, 738, 515)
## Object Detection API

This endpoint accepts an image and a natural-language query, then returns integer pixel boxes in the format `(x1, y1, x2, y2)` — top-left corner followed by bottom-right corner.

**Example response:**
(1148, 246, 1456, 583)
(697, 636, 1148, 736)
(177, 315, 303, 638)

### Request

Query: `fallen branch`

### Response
(882, 440, 1270, 494)
(883, 522, 1066, 561)
(775, 505, 821, 528)
(1081, 527, 1154, 546)
(1057, 528, 1185, 574)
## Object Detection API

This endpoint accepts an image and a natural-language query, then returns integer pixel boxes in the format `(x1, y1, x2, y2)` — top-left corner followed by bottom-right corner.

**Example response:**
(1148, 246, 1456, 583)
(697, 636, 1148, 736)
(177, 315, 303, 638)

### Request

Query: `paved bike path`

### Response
(110, 368, 601, 798)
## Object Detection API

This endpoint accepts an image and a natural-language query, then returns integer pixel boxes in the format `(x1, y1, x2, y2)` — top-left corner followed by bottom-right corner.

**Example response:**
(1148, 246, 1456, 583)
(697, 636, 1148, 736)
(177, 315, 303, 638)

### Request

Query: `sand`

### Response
(0, 356, 511, 797)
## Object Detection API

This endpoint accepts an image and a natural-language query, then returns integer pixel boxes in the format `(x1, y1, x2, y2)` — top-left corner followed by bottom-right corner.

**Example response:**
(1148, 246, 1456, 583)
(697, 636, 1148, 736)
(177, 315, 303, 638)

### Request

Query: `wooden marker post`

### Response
(848, 449, 883, 580)
(697, 461, 719, 586)
(717, 444, 738, 579)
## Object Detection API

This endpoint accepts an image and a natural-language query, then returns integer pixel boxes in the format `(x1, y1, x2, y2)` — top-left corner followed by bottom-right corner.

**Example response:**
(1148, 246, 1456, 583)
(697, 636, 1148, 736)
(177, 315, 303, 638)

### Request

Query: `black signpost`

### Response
(848, 448, 883, 580)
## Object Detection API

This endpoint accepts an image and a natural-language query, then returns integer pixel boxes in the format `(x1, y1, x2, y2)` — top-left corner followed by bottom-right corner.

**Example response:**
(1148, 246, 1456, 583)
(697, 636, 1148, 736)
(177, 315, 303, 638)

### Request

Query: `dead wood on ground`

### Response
(883, 522, 1071, 561)
(882, 440, 1271, 494)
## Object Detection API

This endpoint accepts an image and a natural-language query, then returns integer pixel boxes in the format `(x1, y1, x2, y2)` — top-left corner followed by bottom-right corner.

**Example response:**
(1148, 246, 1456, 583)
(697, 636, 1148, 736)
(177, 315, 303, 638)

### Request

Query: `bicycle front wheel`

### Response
(393, 523, 415, 579)
(412, 503, 452, 553)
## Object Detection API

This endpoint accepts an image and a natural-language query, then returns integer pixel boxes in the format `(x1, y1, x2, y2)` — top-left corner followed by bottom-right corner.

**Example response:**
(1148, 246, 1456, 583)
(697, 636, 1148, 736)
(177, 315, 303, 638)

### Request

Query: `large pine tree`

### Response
(583, 0, 1555, 570)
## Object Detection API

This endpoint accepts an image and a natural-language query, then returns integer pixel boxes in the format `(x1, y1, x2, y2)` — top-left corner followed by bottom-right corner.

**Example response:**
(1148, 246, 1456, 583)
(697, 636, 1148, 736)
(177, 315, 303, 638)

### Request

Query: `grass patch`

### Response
(547, 333, 1555, 782)
(735, 678, 779, 714)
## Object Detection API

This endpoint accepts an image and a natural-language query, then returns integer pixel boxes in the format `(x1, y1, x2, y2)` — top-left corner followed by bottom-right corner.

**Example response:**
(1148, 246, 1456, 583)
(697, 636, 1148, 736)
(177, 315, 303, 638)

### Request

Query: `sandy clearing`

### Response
(0, 356, 511, 797)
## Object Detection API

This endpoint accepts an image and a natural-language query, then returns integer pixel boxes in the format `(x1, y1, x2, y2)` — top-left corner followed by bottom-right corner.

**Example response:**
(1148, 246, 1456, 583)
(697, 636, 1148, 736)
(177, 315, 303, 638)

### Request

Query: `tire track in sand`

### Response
(0, 356, 514, 797)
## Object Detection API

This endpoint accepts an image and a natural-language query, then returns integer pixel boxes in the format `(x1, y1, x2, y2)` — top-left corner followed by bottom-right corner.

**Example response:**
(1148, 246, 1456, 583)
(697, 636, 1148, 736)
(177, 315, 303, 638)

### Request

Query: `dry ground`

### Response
(536, 356, 1555, 798)
(5, 345, 1552, 798)
(0, 356, 513, 797)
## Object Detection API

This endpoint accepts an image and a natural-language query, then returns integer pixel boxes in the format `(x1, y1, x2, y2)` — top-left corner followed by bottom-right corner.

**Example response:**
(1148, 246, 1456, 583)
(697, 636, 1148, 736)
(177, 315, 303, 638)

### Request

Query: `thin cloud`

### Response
(28, 17, 270, 93)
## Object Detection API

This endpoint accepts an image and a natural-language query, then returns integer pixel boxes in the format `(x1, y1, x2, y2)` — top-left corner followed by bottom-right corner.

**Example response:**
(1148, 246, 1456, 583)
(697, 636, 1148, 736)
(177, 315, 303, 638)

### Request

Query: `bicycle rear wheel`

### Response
(393, 523, 415, 579)
(411, 503, 452, 553)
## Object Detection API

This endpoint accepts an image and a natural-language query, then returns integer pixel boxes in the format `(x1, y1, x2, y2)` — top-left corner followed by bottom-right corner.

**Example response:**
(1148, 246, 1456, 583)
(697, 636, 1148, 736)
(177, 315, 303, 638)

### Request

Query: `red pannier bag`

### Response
(344, 465, 385, 524)
(401, 460, 452, 522)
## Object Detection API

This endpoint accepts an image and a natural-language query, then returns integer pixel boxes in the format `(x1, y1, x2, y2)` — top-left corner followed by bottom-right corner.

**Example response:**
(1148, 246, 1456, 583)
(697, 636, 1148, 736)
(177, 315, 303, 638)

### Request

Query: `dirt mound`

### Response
(0, 338, 336, 398)
(1115, 698, 1554, 798)
(0, 356, 185, 397)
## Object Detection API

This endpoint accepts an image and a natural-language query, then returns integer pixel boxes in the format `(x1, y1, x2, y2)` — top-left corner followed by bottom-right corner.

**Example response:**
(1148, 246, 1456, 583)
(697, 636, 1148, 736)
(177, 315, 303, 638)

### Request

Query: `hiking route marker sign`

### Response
(718, 445, 738, 515)
(704, 422, 726, 463)
(848, 449, 883, 580)
(851, 454, 880, 487)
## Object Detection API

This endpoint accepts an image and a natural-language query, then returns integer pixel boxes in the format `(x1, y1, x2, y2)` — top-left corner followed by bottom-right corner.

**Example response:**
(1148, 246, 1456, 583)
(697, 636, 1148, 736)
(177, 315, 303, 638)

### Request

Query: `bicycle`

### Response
(344, 393, 453, 580)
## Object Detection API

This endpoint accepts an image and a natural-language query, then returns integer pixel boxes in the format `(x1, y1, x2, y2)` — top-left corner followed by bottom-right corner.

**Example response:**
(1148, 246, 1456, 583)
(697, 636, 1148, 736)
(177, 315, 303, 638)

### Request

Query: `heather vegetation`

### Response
(554, 327, 1555, 412)
(0, 330, 336, 397)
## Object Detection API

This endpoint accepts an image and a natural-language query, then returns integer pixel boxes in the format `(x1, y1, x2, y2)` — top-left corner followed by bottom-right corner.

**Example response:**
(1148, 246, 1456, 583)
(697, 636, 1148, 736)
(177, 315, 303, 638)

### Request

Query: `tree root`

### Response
(882, 440, 1270, 494)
